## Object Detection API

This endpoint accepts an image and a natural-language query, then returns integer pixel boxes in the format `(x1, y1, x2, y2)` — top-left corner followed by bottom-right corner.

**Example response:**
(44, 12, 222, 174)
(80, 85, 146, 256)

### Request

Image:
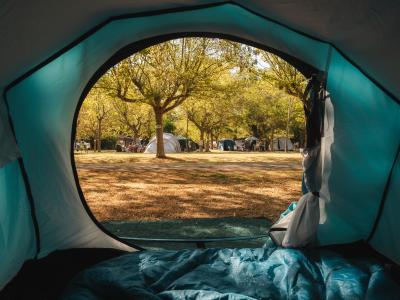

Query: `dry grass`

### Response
(75, 151, 303, 223)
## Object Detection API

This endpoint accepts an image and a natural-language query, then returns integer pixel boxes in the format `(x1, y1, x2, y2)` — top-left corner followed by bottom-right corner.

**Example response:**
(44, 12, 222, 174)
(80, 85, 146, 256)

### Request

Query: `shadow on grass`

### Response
(76, 152, 302, 224)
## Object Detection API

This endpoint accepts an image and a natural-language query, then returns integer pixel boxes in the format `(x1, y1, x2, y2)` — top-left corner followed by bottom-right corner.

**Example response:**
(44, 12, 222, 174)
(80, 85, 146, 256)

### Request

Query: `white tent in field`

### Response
(144, 133, 181, 154)
(272, 137, 294, 151)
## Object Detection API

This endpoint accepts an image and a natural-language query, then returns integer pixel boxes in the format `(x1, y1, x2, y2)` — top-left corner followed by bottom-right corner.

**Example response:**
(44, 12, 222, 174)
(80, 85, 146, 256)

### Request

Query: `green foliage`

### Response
(98, 38, 234, 114)
(260, 52, 309, 113)
(111, 99, 154, 140)
(163, 118, 176, 134)
(100, 136, 118, 150)
(77, 38, 307, 151)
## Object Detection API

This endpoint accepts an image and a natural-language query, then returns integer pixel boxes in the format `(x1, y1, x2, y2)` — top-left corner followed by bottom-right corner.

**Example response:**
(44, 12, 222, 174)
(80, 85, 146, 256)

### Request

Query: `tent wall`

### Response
(5, 4, 330, 258)
(0, 161, 36, 289)
(2, 1, 400, 101)
(1, 2, 399, 279)
(318, 49, 400, 245)
(0, 97, 20, 167)
(370, 148, 400, 264)
(235, 1, 400, 100)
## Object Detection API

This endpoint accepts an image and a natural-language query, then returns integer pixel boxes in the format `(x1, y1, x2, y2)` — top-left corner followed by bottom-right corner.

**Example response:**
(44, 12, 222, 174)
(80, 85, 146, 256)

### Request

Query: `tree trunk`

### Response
(205, 132, 210, 152)
(270, 130, 274, 152)
(303, 105, 310, 149)
(186, 114, 189, 152)
(210, 134, 214, 150)
(133, 132, 138, 145)
(285, 98, 292, 152)
(199, 129, 205, 152)
(303, 118, 308, 149)
(155, 110, 166, 158)
(132, 130, 139, 152)
(92, 137, 96, 152)
(97, 121, 102, 152)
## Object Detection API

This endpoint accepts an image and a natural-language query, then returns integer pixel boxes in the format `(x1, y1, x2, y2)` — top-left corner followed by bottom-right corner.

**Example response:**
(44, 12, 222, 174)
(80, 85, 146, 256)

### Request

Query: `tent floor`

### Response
(103, 217, 271, 250)
(1, 242, 399, 299)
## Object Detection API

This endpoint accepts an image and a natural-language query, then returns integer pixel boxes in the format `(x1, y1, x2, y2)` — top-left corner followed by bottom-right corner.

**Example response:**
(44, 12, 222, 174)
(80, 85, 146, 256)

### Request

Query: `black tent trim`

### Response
(2, 91, 41, 258)
(15, 158, 41, 258)
(4, 1, 400, 105)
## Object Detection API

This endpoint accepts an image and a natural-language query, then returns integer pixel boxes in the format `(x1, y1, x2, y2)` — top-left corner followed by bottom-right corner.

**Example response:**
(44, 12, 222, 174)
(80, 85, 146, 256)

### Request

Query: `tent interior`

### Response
(1, 1, 399, 298)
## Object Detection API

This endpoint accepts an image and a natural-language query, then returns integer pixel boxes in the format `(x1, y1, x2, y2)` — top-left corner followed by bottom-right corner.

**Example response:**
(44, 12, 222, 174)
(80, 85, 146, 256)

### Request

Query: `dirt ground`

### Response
(75, 151, 303, 224)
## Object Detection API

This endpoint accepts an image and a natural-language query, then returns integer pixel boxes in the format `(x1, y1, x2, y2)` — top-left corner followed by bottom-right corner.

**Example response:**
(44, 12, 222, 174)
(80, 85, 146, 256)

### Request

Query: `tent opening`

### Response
(73, 36, 320, 250)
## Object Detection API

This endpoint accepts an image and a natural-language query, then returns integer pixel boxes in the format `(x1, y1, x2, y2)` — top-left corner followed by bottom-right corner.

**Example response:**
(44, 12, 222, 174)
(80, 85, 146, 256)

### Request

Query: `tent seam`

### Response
(2, 92, 41, 258)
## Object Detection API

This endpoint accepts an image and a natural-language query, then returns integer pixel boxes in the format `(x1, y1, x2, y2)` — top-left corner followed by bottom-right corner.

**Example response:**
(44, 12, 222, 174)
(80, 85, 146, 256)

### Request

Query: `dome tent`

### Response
(272, 137, 294, 151)
(176, 136, 199, 152)
(144, 133, 181, 154)
(0, 0, 399, 297)
(218, 139, 236, 151)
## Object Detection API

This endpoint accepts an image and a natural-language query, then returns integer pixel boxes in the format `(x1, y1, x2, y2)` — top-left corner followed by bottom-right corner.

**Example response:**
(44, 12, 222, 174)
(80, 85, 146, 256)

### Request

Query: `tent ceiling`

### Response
(1, 1, 400, 99)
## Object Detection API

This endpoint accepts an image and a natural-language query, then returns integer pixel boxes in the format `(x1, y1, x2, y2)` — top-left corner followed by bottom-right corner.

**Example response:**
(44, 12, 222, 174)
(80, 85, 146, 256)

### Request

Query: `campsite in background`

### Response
(73, 37, 309, 250)
(76, 38, 307, 156)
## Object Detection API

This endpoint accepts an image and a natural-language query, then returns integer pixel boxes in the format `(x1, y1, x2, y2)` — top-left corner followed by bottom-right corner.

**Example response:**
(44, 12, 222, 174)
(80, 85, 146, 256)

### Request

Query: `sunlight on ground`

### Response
(75, 151, 303, 223)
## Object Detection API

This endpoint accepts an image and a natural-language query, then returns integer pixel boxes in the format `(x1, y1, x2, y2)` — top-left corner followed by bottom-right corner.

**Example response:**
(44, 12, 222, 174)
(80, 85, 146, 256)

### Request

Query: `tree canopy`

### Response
(77, 37, 308, 155)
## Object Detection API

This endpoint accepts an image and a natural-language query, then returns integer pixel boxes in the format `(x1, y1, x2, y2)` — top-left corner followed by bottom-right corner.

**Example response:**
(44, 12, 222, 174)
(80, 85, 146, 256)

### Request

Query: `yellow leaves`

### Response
(77, 37, 306, 146)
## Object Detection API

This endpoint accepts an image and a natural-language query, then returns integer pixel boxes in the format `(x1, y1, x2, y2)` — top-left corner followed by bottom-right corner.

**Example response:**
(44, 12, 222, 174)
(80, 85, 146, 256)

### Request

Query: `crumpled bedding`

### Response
(61, 246, 400, 299)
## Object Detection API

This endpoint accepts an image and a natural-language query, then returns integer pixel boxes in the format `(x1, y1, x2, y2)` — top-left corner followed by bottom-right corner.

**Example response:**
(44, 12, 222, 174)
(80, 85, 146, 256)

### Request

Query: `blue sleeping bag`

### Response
(61, 246, 400, 299)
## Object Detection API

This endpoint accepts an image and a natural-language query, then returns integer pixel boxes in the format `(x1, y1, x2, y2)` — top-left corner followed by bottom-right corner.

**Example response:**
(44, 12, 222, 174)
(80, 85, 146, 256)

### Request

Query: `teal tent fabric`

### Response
(5, 3, 330, 260)
(318, 49, 400, 245)
(0, 97, 19, 167)
(1, 2, 400, 99)
(61, 247, 400, 299)
(0, 1, 399, 291)
(0, 161, 36, 289)
(370, 150, 400, 264)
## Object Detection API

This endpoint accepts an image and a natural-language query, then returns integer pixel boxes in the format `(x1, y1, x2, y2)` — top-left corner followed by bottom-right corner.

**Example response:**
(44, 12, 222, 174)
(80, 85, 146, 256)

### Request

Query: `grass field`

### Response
(75, 151, 303, 225)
